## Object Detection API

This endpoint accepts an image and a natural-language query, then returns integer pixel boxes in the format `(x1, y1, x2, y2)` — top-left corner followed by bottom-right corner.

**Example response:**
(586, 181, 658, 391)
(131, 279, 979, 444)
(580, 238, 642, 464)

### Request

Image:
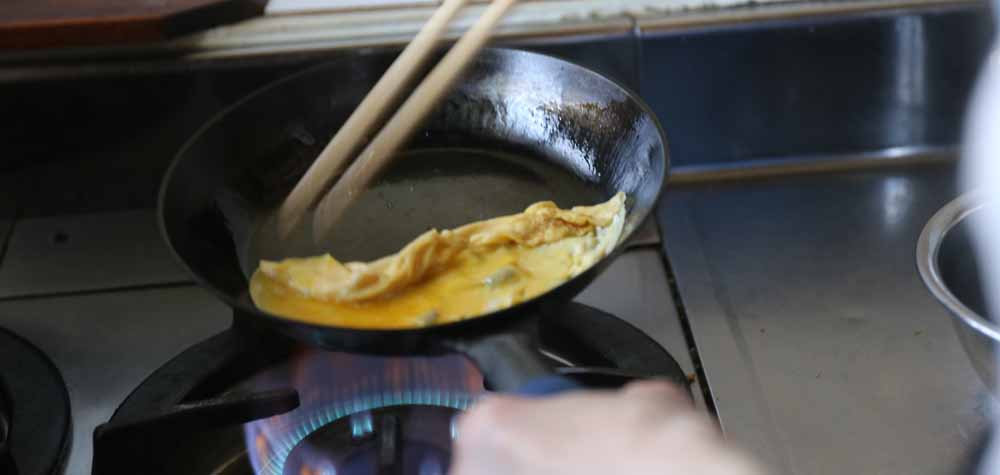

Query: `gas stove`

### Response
(0, 27, 707, 474)
(2, 2, 996, 474)
(89, 299, 686, 475)
(0, 215, 696, 475)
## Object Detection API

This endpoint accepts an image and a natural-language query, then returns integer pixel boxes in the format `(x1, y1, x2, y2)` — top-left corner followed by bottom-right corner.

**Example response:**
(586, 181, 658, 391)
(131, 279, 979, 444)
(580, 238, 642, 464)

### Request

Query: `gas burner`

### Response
(241, 352, 480, 475)
(0, 327, 71, 475)
(92, 302, 686, 475)
(283, 405, 456, 475)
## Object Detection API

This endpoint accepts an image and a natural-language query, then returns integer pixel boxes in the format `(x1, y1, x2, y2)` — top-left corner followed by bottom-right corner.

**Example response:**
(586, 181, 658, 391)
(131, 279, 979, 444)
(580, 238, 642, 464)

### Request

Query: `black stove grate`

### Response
(92, 327, 300, 475)
(92, 302, 686, 475)
(0, 327, 71, 475)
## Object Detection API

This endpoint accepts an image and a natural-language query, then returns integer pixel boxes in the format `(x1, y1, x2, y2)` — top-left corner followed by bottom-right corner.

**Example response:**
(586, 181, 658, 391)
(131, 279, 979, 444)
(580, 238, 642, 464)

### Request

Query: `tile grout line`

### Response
(0, 281, 197, 303)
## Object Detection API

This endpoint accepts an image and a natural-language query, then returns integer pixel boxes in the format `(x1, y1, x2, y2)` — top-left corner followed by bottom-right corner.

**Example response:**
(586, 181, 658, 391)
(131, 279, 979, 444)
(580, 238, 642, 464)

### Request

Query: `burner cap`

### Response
(0, 327, 71, 475)
(283, 405, 456, 475)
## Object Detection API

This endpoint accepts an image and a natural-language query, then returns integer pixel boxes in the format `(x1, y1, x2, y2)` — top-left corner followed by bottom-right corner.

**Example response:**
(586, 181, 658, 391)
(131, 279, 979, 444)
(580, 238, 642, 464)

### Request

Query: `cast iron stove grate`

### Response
(0, 327, 71, 475)
(92, 302, 686, 475)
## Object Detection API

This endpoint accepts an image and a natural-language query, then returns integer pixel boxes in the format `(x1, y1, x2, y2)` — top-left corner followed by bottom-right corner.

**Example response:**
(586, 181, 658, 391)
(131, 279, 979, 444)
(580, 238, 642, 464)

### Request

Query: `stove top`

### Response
(89, 302, 686, 475)
(0, 219, 696, 475)
(0, 327, 71, 475)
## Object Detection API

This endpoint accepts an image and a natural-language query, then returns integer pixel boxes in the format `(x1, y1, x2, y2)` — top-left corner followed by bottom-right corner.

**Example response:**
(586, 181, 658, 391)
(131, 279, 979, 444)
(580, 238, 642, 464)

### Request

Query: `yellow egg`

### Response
(250, 192, 625, 329)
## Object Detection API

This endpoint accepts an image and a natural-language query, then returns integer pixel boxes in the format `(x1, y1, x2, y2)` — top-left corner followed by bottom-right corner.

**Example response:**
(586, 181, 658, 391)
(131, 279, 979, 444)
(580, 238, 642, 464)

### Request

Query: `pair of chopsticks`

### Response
(276, 0, 518, 242)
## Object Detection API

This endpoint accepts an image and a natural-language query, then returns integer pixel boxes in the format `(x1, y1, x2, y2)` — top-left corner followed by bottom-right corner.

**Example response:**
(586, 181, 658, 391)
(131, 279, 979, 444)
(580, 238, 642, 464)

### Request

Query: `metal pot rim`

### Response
(917, 191, 1000, 342)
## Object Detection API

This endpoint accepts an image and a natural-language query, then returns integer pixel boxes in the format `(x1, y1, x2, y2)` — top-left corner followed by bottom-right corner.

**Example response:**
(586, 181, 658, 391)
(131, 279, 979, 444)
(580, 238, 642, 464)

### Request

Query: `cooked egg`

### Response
(249, 192, 626, 329)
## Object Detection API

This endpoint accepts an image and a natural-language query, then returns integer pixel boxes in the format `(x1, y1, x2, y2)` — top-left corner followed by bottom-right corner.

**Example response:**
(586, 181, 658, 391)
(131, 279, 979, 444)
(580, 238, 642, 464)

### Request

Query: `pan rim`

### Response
(157, 47, 671, 337)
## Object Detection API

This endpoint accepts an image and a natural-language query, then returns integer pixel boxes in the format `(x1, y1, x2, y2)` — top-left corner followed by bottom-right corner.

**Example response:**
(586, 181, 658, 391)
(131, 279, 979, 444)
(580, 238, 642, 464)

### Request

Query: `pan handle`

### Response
(452, 332, 580, 395)
(513, 375, 580, 396)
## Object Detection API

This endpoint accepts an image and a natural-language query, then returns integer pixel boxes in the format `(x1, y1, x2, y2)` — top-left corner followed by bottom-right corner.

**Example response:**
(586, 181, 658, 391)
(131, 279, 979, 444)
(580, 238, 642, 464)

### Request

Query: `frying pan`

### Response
(159, 48, 669, 391)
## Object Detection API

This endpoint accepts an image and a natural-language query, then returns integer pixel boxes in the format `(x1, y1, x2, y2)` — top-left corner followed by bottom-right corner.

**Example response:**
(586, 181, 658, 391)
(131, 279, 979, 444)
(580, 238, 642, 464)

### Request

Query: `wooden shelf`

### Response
(1, 0, 267, 50)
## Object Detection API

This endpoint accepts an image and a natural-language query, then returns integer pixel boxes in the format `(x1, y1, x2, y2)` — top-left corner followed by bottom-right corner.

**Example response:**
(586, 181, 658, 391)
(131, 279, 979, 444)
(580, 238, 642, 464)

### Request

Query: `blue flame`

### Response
(243, 352, 483, 475)
(250, 390, 475, 475)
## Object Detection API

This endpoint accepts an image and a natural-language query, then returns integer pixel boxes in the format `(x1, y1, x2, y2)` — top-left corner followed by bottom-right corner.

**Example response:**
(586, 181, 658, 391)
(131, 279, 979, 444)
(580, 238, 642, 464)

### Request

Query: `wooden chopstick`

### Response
(311, 0, 518, 242)
(276, 0, 469, 238)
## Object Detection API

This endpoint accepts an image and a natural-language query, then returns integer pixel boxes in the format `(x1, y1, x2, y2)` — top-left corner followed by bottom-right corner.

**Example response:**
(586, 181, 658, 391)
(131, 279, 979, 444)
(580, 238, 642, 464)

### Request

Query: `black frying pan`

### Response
(159, 48, 668, 391)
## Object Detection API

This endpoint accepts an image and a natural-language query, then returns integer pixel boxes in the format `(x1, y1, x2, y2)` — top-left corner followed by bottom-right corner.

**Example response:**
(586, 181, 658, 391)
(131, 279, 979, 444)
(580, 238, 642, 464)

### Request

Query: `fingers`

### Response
(452, 394, 517, 444)
(620, 379, 702, 431)
(449, 381, 753, 475)
(451, 395, 524, 475)
(622, 379, 692, 405)
(455, 380, 692, 445)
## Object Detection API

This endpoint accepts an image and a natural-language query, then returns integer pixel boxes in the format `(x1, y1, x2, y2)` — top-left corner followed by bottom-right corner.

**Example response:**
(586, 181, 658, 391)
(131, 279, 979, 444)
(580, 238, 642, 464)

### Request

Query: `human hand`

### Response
(450, 379, 766, 475)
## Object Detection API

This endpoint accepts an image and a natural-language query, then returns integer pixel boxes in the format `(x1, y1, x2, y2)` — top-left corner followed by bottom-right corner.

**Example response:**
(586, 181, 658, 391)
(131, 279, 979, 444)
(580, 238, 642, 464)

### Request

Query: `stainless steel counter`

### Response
(659, 162, 992, 474)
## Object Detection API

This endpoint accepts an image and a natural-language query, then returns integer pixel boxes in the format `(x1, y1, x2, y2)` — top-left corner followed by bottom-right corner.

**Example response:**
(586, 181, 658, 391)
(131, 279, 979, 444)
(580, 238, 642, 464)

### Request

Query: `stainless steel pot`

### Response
(917, 192, 999, 391)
